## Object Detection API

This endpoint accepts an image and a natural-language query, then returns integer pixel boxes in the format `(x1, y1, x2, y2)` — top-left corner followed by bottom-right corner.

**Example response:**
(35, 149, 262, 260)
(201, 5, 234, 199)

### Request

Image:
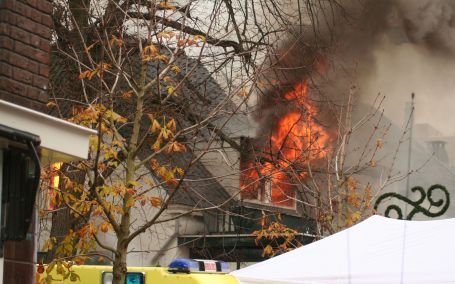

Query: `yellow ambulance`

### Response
(43, 258, 239, 284)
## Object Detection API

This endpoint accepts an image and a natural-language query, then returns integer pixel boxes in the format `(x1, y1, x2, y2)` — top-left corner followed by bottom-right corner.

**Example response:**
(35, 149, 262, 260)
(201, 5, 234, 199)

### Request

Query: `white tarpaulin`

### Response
(231, 215, 455, 283)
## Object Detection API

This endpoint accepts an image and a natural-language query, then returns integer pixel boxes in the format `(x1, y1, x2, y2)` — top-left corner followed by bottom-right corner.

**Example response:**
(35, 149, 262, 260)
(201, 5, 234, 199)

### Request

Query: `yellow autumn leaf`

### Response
(150, 197, 162, 207)
(159, 1, 177, 10)
(262, 245, 273, 257)
(112, 139, 124, 148)
(194, 35, 206, 42)
(142, 55, 153, 62)
(351, 211, 361, 222)
(152, 140, 161, 151)
(143, 44, 158, 55)
(157, 31, 175, 39)
(171, 65, 181, 73)
(109, 35, 123, 46)
(376, 138, 383, 149)
(89, 135, 99, 148)
(122, 90, 133, 99)
(87, 69, 98, 80)
(156, 166, 167, 177)
(166, 118, 176, 132)
(151, 119, 161, 133)
(42, 239, 55, 252)
(150, 159, 159, 170)
(237, 89, 249, 97)
(166, 141, 186, 153)
(164, 168, 174, 180)
(125, 197, 135, 208)
(128, 180, 140, 187)
(347, 176, 357, 191)
(173, 167, 184, 176)
(105, 109, 127, 123)
(79, 70, 91, 80)
(167, 86, 175, 95)
(46, 101, 56, 108)
(100, 222, 109, 233)
(159, 127, 173, 140)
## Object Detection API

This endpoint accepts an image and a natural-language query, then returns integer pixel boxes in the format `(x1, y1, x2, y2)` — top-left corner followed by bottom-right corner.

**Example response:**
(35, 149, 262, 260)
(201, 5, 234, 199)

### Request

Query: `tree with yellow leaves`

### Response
(39, 0, 285, 282)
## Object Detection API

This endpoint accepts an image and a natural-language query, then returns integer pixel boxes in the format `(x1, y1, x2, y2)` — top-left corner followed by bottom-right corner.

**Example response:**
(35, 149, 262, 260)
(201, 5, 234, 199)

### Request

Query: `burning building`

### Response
(163, 1, 455, 261)
(38, 0, 455, 270)
(240, 81, 330, 209)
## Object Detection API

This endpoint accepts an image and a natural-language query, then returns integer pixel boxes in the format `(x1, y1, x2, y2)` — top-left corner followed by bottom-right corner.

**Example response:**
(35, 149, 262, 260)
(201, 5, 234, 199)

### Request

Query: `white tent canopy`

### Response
(231, 215, 455, 283)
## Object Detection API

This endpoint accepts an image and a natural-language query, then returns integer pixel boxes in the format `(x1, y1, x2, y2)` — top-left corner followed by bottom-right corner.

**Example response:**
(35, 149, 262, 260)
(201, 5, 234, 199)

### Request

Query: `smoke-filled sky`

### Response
(366, 0, 455, 136)
(364, 39, 455, 135)
(247, 0, 455, 139)
(356, 0, 455, 136)
(282, 0, 455, 136)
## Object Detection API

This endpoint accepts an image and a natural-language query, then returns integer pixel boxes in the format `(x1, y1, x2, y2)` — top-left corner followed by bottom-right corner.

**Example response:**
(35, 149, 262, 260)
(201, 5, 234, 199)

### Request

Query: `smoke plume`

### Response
(256, 0, 455, 136)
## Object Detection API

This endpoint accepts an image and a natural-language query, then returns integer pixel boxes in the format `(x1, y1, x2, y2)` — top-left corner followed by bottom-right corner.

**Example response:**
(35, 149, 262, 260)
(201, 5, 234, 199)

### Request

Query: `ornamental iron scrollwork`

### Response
(374, 184, 450, 220)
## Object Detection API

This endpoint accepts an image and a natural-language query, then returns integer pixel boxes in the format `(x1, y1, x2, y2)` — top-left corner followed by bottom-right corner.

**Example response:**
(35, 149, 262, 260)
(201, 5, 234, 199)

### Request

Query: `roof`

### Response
(139, 149, 233, 208)
(140, 53, 236, 208)
(53, 49, 237, 209)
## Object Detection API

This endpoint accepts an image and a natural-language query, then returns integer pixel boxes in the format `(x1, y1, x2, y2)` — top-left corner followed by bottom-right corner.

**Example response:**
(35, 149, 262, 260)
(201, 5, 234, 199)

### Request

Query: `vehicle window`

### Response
(102, 272, 144, 284)
(126, 273, 144, 284)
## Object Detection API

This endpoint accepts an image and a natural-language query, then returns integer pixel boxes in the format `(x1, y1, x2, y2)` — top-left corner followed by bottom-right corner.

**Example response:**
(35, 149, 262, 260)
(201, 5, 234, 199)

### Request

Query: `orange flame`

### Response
(49, 162, 62, 210)
(241, 81, 329, 207)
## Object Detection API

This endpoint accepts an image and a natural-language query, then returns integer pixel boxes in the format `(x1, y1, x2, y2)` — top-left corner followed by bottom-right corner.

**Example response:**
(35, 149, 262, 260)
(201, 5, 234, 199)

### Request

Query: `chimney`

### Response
(428, 140, 449, 164)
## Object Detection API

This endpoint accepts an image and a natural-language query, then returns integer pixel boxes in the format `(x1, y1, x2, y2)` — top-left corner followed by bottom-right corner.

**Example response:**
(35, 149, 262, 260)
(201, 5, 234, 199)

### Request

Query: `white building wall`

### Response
(97, 210, 205, 266)
(196, 139, 241, 198)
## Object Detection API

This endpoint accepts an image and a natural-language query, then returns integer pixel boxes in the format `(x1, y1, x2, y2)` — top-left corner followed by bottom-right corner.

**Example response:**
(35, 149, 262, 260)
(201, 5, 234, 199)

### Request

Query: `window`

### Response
(261, 176, 295, 207)
(240, 168, 296, 208)
(102, 272, 145, 284)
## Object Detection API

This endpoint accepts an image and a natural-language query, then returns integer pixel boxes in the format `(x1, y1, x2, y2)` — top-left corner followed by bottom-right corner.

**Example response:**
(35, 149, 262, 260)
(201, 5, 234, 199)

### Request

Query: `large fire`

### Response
(241, 81, 329, 207)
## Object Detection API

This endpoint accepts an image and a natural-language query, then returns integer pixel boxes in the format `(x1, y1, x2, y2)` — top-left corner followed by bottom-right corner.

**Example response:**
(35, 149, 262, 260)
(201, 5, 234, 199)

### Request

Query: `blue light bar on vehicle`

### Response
(168, 258, 199, 273)
(168, 258, 230, 273)
(219, 261, 230, 273)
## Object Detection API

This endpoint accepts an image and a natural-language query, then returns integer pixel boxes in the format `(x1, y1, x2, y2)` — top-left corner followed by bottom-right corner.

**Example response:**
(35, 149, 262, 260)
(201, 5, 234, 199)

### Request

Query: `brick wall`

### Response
(0, 0, 52, 112)
(0, 0, 53, 282)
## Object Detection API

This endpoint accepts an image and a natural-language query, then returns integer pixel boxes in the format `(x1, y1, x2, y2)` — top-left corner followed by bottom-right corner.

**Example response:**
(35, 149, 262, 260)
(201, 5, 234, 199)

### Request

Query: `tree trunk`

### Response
(112, 153, 135, 283)
(112, 238, 128, 284)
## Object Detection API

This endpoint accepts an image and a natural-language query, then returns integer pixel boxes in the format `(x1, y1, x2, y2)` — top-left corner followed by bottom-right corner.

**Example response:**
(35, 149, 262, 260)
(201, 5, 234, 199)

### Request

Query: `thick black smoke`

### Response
(397, 0, 455, 54)
(254, 0, 455, 137)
